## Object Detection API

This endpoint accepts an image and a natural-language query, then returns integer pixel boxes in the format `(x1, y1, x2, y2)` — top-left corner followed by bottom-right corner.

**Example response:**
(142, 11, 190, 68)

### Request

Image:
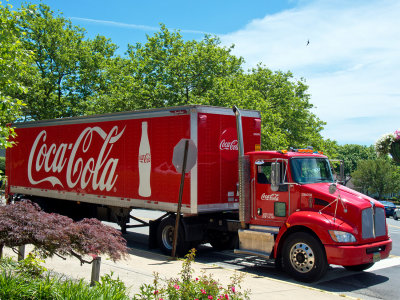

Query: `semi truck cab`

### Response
(235, 149, 392, 282)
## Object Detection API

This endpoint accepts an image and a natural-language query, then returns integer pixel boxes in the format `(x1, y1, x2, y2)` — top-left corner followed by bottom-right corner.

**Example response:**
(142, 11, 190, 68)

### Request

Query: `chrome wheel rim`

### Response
(289, 242, 315, 273)
(161, 224, 174, 250)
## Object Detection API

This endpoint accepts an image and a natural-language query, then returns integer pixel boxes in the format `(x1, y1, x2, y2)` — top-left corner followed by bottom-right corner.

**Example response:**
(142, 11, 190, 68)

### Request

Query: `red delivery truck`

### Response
(6, 105, 392, 282)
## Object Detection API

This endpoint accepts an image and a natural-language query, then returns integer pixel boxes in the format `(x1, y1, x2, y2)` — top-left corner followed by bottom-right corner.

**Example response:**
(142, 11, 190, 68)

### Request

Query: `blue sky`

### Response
(9, 0, 400, 146)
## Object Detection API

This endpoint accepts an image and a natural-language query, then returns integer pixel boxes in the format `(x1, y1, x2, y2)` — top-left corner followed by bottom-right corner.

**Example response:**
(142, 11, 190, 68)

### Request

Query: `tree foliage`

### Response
(0, 201, 128, 264)
(100, 26, 329, 152)
(352, 158, 400, 199)
(335, 144, 377, 184)
(1, 3, 335, 153)
(5, 3, 118, 120)
(0, 1, 29, 148)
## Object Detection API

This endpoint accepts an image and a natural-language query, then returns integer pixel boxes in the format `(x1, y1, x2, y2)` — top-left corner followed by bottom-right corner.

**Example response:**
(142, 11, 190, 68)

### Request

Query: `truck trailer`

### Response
(6, 105, 392, 282)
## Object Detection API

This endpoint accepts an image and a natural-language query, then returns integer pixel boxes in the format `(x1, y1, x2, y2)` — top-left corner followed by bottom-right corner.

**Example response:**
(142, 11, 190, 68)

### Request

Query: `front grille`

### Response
(362, 206, 386, 239)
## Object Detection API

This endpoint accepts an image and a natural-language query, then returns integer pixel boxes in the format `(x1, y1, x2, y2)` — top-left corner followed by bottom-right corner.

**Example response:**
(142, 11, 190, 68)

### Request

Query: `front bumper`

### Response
(325, 238, 392, 266)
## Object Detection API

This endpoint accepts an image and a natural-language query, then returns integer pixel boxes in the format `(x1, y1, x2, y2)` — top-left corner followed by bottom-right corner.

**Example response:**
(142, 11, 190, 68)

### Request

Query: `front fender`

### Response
(274, 211, 354, 258)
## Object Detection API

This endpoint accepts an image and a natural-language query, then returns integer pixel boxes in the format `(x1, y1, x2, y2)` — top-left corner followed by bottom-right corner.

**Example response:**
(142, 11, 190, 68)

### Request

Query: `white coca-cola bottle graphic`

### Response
(138, 121, 151, 197)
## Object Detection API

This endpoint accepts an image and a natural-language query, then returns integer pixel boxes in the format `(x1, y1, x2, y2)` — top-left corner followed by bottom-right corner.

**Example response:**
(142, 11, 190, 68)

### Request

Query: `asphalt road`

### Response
(121, 210, 400, 300)
(387, 217, 400, 255)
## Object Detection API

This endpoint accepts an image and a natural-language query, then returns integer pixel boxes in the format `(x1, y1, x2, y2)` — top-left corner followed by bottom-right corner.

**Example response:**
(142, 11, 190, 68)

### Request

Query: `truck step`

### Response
(236, 229, 275, 257)
(234, 248, 272, 259)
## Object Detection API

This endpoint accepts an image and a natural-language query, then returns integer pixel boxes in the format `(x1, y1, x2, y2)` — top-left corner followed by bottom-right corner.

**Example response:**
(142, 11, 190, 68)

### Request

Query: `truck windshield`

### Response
(290, 157, 334, 184)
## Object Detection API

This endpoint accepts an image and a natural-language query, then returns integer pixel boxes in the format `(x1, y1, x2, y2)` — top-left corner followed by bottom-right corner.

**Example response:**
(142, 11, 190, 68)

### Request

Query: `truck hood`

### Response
(300, 182, 382, 211)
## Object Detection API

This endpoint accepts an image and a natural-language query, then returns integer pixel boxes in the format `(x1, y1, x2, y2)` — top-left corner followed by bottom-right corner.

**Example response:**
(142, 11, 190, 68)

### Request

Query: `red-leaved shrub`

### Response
(0, 200, 128, 264)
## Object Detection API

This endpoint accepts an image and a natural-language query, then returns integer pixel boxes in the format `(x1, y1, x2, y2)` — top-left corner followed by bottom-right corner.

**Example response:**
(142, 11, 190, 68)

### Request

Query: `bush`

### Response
(133, 249, 250, 300)
(0, 200, 128, 264)
(0, 256, 130, 299)
(0, 248, 250, 299)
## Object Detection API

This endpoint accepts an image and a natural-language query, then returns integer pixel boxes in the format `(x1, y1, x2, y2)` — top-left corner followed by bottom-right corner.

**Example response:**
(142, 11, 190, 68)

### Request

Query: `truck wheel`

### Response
(157, 217, 189, 257)
(343, 263, 374, 272)
(282, 232, 328, 282)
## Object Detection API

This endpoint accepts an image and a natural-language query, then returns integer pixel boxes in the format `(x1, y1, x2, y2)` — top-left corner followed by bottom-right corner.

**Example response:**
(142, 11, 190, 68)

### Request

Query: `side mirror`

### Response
(271, 162, 280, 192)
(339, 160, 344, 184)
(329, 159, 345, 184)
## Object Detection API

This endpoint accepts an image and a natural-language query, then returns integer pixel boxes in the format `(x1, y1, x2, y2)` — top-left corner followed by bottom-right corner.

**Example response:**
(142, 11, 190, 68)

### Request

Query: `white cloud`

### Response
(69, 17, 215, 35)
(221, 0, 400, 145)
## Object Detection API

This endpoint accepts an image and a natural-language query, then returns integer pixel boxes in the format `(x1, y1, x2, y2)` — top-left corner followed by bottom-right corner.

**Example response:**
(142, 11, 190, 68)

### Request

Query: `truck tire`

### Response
(157, 217, 189, 257)
(282, 232, 328, 282)
(343, 263, 374, 272)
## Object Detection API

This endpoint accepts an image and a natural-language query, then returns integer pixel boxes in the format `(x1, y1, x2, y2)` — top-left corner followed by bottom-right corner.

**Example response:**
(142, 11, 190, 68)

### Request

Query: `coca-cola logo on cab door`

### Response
(27, 126, 125, 192)
(219, 128, 239, 161)
(261, 193, 279, 201)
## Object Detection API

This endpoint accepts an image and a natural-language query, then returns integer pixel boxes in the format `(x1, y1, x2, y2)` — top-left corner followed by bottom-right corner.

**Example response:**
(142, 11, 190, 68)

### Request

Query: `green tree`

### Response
(4, 4, 335, 155)
(9, 3, 118, 120)
(0, 1, 29, 148)
(335, 144, 377, 184)
(199, 65, 333, 153)
(122, 27, 329, 152)
(238, 66, 328, 151)
(90, 24, 244, 113)
(127, 25, 243, 107)
(352, 158, 400, 199)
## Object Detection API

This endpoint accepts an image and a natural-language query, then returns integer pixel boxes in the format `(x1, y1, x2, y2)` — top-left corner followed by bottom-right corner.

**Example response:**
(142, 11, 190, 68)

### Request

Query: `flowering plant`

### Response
(375, 129, 400, 156)
(133, 249, 250, 300)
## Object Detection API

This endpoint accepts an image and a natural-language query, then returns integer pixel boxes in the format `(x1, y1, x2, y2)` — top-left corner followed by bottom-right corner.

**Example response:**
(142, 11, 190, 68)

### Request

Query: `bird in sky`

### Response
(306, 39, 310, 46)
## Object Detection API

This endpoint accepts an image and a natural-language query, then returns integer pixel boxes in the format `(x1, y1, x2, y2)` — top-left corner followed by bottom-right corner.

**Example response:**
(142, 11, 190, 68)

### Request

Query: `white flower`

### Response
(375, 133, 395, 155)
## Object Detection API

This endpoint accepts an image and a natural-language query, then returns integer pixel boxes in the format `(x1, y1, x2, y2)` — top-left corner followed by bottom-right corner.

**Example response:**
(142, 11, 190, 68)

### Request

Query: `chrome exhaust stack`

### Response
(233, 106, 248, 228)
(233, 106, 245, 158)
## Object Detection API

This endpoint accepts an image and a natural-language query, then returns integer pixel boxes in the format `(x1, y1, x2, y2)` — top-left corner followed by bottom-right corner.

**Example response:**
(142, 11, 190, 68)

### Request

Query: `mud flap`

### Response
(149, 219, 161, 249)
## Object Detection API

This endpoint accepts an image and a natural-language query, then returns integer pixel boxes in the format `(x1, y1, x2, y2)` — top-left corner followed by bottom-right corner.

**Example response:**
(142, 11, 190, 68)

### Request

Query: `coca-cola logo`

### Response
(219, 139, 238, 151)
(261, 193, 279, 201)
(220, 128, 239, 161)
(138, 153, 151, 163)
(27, 126, 125, 192)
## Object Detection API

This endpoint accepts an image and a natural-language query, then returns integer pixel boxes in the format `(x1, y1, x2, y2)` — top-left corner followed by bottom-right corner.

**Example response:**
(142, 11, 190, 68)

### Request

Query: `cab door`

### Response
(252, 159, 290, 227)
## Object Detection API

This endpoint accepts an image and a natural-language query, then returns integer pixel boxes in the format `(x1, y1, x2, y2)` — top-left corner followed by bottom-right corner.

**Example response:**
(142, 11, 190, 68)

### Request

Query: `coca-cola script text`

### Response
(219, 139, 238, 151)
(28, 126, 125, 191)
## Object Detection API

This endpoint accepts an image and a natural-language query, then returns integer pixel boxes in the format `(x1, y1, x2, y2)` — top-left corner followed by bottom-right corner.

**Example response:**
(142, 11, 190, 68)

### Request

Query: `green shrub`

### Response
(0, 256, 130, 299)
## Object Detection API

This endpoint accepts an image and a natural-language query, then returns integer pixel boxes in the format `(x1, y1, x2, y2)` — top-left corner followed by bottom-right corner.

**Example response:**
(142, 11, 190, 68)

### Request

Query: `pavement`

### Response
(3, 246, 351, 300)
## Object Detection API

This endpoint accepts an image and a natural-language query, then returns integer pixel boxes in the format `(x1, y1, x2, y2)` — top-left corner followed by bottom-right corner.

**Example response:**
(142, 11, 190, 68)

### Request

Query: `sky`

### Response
(9, 0, 400, 146)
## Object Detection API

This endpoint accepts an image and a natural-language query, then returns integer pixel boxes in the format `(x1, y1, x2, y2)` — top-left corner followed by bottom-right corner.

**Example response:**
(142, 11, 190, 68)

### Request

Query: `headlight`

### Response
(329, 230, 356, 243)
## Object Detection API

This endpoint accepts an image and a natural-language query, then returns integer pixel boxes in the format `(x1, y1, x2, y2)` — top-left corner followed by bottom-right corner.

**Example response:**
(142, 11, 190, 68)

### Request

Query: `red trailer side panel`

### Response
(197, 112, 261, 212)
(7, 106, 261, 214)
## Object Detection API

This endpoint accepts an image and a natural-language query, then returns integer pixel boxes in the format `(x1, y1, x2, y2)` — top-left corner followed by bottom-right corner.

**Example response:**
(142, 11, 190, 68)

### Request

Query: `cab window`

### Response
(257, 161, 287, 184)
(257, 163, 271, 184)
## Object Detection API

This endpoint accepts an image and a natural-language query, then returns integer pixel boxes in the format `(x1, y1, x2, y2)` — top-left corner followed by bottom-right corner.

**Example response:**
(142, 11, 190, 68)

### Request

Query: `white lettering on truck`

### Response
(28, 126, 125, 191)
(219, 139, 238, 151)
(261, 193, 279, 201)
